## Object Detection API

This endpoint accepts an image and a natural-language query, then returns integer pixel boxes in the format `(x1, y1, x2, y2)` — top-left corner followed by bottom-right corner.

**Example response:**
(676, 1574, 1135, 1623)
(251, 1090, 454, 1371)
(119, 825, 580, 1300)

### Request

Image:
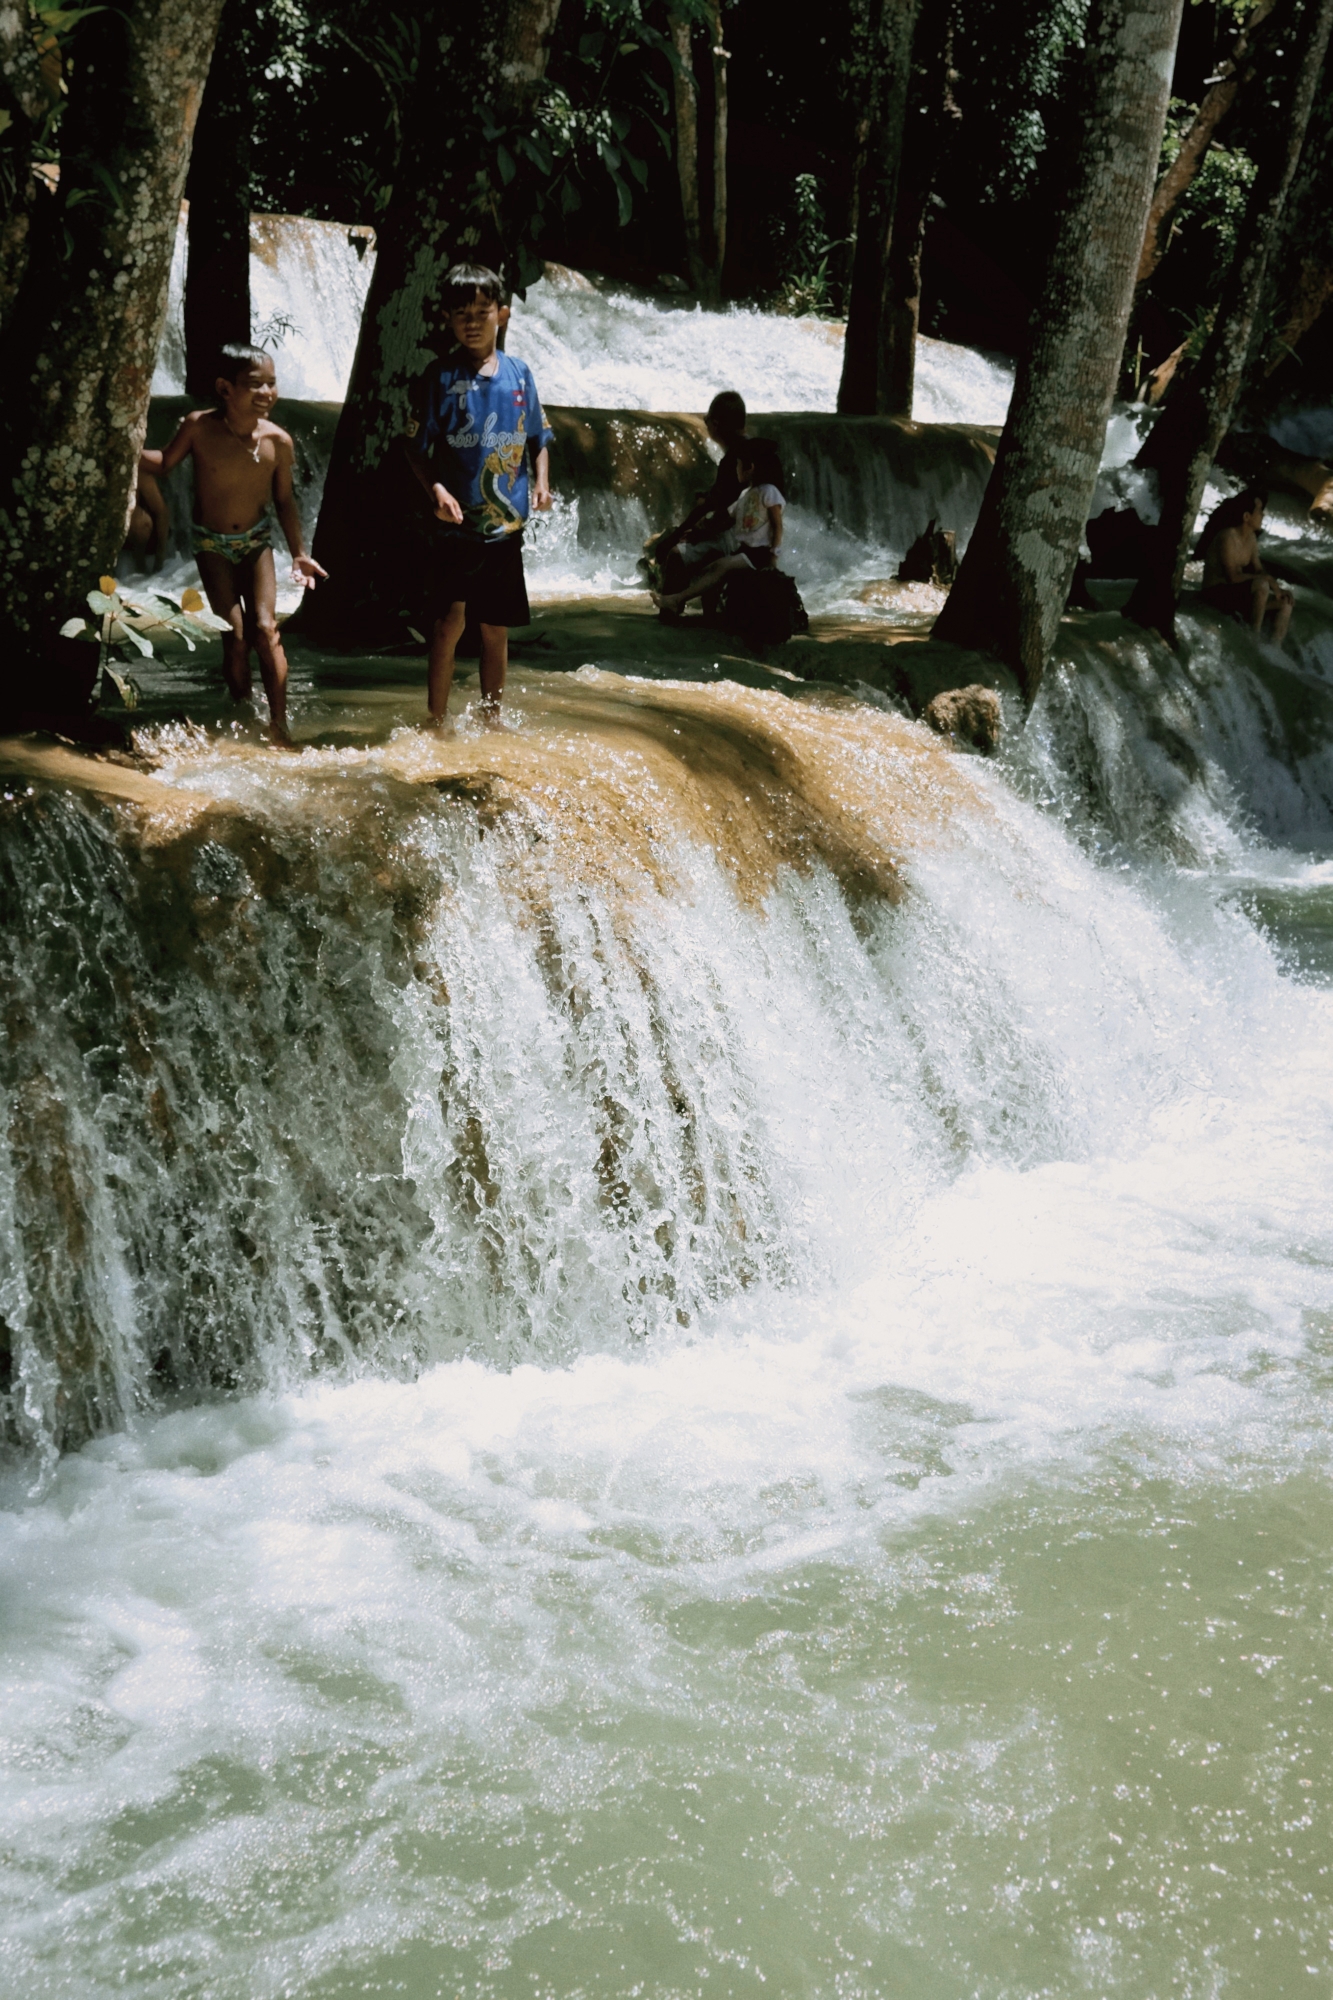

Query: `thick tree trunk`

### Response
(0, 0, 225, 694)
(1135, 0, 1276, 286)
(710, 0, 727, 290)
(184, 0, 252, 397)
(1125, 0, 1333, 641)
(932, 0, 1184, 702)
(306, 0, 562, 643)
(669, 11, 709, 299)
(837, 0, 919, 416)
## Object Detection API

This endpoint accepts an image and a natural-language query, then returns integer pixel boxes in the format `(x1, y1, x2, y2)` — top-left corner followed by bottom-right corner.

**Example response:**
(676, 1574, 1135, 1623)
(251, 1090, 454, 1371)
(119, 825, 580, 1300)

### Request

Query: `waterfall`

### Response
(6, 236, 1333, 2000)
(153, 209, 376, 402)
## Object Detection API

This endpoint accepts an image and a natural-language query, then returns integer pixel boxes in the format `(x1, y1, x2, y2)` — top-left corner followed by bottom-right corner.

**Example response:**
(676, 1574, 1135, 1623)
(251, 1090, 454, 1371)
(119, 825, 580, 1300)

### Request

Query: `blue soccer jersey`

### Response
(418, 350, 555, 541)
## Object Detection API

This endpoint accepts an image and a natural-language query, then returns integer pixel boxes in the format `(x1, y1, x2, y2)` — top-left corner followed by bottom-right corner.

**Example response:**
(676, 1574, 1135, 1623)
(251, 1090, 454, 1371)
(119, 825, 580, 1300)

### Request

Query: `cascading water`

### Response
(7, 249, 1333, 2000)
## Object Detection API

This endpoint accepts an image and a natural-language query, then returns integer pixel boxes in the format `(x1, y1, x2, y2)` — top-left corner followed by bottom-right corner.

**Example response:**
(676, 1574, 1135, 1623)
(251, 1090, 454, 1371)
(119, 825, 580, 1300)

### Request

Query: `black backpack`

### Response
(717, 566, 809, 649)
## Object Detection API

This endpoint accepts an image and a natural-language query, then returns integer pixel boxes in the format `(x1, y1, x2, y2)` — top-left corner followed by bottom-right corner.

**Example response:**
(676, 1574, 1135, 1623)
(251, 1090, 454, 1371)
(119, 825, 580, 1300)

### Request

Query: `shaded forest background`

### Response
(210, 0, 1331, 411)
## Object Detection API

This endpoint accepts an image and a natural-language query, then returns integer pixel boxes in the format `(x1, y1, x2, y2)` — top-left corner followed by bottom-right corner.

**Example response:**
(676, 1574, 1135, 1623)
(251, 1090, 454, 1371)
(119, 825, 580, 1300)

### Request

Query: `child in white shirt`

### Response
(651, 442, 784, 619)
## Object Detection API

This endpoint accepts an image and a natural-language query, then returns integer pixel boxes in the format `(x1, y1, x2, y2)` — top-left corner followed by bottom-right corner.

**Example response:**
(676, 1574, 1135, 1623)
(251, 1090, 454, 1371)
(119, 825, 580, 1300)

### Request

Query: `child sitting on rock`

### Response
(651, 440, 784, 620)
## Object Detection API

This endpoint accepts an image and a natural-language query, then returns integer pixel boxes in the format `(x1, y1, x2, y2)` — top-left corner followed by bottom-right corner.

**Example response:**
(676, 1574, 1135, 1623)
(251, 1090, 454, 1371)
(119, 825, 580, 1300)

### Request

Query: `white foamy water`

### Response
(507, 272, 1014, 422)
(4, 744, 1333, 1994)
(21, 262, 1333, 2000)
(153, 211, 375, 402)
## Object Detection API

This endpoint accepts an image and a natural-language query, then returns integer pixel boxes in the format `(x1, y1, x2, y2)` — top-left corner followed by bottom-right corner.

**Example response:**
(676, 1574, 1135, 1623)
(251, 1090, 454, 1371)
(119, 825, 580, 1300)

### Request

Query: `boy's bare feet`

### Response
(424, 711, 456, 737)
(479, 698, 507, 732)
(651, 590, 684, 619)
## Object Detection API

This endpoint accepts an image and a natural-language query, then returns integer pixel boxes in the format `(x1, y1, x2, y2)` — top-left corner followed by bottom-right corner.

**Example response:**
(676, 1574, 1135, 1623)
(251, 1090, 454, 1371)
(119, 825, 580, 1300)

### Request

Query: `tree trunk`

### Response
(306, 0, 562, 643)
(837, 0, 919, 416)
(1135, 0, 1276, 286)
(0, 0, 226, 697)
(1259, 50, 1333, 377)
(880, 7, 959, 419)
(669, 11, 709, 299)
(184, 0, 252, 397)
(932, 0, 1184, 702)
(710, 0, 727, 292)
(1125, 0, 1333, 641)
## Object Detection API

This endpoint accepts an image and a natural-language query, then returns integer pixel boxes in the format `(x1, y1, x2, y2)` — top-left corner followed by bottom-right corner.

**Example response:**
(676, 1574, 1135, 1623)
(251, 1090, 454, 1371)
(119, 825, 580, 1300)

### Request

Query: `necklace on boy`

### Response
(224, 416, 262, 463)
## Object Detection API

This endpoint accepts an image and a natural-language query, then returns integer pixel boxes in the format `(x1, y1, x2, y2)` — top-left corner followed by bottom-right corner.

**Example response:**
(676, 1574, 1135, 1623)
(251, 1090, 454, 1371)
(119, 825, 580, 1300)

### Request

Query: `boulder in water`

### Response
(922, 684, 1002, 753)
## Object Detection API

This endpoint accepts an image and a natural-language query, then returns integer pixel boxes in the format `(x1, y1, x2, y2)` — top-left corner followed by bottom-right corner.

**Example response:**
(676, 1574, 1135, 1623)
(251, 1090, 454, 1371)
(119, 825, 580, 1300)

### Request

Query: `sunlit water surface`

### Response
(8, 254, 1333, 1999)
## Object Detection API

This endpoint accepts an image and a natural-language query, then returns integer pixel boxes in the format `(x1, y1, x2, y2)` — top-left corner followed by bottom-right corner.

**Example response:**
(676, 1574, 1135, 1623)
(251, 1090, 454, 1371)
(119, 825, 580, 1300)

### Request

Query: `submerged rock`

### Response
(923, 684, 1003, 753)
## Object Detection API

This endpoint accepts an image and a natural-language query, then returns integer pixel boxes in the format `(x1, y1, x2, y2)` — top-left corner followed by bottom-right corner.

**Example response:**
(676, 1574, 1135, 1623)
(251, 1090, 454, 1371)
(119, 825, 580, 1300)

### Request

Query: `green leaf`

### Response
(59, 616, 87, 637)
(612, 169, 632, 227)
(560, 177, 581, 215)
(496, 144, 516, 185)
(86, 589, 117, 614)
(627, 151, 648, 188)
(618, 41, 639, 53)
(578, 30, 605, 60)
(0, 112, 12, 139)
(109, 617, 152, 656)
(35, 7, 107, 32)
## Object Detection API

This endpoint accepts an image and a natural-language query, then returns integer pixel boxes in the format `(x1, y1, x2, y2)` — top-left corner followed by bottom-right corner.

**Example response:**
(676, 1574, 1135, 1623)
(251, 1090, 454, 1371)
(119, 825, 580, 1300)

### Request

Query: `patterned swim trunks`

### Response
(192, 520, 273, 564)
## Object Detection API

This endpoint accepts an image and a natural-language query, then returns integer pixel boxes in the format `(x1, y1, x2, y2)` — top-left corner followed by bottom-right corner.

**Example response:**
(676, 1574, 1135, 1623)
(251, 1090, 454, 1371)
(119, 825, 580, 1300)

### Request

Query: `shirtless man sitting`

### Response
(145, 342, 326, 743)
(1198, 486, 1294, 645)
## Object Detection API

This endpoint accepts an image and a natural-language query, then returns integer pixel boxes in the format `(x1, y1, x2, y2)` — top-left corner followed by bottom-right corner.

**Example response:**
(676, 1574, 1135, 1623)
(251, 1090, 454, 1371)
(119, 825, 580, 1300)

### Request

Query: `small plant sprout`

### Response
(60, 576, 230, 709)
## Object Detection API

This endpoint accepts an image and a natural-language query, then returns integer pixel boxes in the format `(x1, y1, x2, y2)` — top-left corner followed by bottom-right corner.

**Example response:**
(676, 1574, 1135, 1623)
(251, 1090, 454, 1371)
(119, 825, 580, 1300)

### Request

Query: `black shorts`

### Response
(427, 530, 530, 627)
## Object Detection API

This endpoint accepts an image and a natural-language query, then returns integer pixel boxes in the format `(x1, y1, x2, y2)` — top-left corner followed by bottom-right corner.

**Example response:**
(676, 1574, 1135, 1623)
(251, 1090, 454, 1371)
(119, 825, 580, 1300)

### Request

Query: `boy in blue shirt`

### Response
(405, 263, 554, 725)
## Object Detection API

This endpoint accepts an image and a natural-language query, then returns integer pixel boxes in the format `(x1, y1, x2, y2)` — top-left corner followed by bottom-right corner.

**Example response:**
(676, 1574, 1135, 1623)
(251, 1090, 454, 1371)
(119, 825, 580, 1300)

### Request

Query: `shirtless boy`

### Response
(1198, 486, 1294, 644)
(146, 343, 326, 742)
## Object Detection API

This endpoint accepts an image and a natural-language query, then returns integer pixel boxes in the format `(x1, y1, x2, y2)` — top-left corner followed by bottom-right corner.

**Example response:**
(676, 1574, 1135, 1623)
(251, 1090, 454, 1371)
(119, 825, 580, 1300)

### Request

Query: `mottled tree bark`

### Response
(306, 0, 562, 642)
(1125, 0, 1333, 641)
(184, 0, 252, 398)
(1135, 0, 1276, 286)
(931, 0, 1184, 702)
(0, 0, 225, 694)
(837, 0, 918, 416)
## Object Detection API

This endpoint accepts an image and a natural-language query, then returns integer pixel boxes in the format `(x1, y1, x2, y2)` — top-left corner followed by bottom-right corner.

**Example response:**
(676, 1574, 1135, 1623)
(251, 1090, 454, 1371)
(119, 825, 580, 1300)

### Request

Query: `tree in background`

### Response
(1134, 0, 1276, 291)
(933, 0, 1184, 702)
(184, 0, 255, 397)
(306, 0, 564, 640)
(1126, 0, 1333, 641)
(879, 0, 960, 417)
(836, 0, 918, 414)
(0, 0, 226, 712)
(668, 1, 725, 302)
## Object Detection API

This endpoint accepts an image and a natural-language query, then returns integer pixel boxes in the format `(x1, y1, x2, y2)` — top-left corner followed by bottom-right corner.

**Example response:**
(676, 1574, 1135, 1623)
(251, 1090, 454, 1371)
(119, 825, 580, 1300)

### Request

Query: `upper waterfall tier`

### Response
(151, 213, 1015, 421)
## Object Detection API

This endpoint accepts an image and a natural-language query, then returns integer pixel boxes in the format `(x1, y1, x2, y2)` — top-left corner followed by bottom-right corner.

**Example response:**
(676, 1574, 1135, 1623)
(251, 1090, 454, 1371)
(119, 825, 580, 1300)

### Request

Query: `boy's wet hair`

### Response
(216, 342, 273, 384)
(707, 390, 746, 432)
(736, 437, 783, 489)
(1194, 484, 1268, 556)
(443, 263, 506, 310)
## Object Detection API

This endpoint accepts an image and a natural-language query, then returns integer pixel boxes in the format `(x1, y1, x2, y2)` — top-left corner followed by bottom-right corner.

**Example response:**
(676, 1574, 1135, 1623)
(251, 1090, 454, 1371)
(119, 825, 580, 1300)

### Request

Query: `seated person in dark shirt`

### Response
(644, 390, 749, 610)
